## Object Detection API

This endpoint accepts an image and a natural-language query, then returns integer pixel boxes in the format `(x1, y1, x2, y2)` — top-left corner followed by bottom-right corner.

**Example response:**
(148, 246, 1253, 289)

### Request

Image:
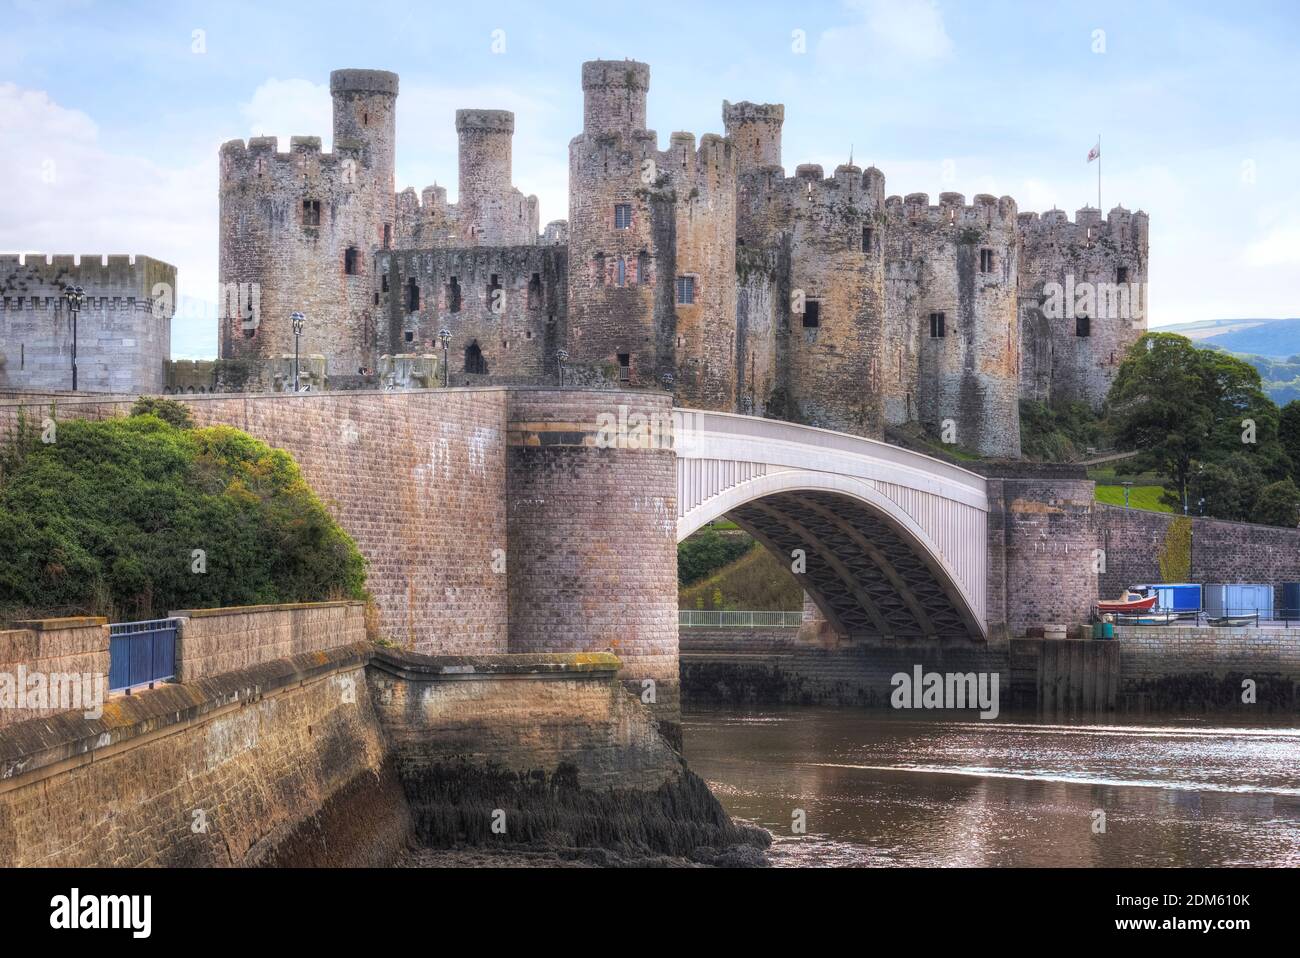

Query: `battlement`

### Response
(219, 134, 362, 186)
(581, 59, 650, 137)
(581, 59, 650, 91)
(456, 109, 515, 134)
(329, 69, 399, 97)
(884, 191, 1019, 229)
(1016, 205, 1149, 245)
(0, 253, 177, 305)
(654, 132, 735, 188)
(722, 100, 784, 125)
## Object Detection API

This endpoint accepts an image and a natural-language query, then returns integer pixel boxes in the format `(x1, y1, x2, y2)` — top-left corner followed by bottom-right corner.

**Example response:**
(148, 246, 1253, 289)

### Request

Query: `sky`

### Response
(2, 0, 1298, 359)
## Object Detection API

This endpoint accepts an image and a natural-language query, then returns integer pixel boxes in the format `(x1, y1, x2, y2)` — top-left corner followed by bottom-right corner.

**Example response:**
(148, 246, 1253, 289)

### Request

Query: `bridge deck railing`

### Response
(679, 610, 804, 629)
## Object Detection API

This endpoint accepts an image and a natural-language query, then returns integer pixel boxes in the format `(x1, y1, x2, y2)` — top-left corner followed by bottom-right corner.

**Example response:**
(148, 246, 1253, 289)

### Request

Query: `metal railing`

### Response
(108, 618, 178, 692)
(678, 610, 804, 629)
(1113, 608, 1299, 628)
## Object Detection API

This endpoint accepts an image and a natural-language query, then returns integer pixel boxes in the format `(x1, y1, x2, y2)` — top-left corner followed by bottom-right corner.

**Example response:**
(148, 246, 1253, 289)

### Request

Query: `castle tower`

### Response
(218, 69, 398, 385)
(454, 109, 538, 245)
(722, 101, 784, 175)
(567, 60, 737, 408)
(581, 60, 649, 138)
(1017, 205, 1149, 408)
(885, 192, 1022, 458)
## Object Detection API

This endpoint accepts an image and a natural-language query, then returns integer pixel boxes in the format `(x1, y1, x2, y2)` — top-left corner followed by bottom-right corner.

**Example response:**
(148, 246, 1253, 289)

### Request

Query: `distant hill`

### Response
(1194, 318, 1300, 357)
(1157, 318, 1280, 341)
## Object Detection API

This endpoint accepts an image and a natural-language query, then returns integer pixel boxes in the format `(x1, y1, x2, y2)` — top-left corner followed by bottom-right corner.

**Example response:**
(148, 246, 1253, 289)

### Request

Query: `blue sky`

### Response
(2, 0, 1297, 358)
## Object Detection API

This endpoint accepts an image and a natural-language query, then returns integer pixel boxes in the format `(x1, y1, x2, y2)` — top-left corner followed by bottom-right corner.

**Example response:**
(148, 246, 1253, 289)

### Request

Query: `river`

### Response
(682, 706, 1300, 867)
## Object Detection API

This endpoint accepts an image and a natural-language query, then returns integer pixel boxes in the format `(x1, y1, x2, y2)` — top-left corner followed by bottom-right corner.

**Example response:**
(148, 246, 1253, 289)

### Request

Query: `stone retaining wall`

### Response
(170, 600, 367, 682)
(0, 617, 108, 727)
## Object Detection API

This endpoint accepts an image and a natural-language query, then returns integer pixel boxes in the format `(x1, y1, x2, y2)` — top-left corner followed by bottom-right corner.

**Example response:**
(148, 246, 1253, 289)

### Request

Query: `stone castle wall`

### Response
(0, 254, 174, 395)
(0, 617, 108, 728)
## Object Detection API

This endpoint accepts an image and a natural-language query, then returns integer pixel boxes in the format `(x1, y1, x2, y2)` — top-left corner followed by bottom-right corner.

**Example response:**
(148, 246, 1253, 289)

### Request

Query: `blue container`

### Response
(1134, 583, 1201, 613)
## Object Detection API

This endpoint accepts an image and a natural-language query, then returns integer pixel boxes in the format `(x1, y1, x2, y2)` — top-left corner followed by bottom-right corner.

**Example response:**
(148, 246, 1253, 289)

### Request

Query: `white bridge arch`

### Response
(673, 409, 989, 642)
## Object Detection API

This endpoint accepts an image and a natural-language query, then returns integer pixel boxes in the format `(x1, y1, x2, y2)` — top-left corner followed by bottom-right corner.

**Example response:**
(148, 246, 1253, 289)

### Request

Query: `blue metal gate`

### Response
(109, 618, 178, 692)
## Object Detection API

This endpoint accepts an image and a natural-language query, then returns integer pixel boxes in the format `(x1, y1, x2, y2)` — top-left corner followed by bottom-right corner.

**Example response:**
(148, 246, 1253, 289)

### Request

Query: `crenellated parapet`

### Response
(1016, 205, 1150, 409)
(0, 253, 175, 394)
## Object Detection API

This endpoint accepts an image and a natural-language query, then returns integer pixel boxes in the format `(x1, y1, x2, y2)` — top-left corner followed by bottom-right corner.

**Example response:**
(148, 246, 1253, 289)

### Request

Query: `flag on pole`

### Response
(1087, 141, 1100, 163)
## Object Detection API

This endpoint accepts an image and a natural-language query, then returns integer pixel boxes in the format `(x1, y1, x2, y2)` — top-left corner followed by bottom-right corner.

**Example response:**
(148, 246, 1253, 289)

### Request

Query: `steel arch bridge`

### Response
(674, 409, 989, 642)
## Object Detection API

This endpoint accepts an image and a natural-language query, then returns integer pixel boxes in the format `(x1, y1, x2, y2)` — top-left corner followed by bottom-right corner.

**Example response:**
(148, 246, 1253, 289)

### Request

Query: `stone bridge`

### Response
(674, 409, 989, 642)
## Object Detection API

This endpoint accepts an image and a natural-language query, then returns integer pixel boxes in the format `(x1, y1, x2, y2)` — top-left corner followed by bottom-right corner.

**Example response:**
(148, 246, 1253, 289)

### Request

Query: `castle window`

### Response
(980, 249, 995, 273)
(447, 276, 462, 313)
(616, 257, 626, 287)
(464, 340, 487, 375)
(302, 199, 321, 227)
(802, 301, 820, 329)
(383, 224, 392, 249)
(373, 292, 379, 306)
(617, 353, 631, 382)
(1116, 266, 1129, 283)
(862, 227, 873, 253)
(382, 273, 389, 293)
(637, 251, 650, 286)
(594, 253, 606, 285)
(487, 273, 502, 309)
(528, 272, 543, 309)
(1076, 315, 1091, 337)
(614, 204, 633, 229)
(404, 330, 414, 343)
(929, 312, 945, 338)
(406, 278, 420, 312)
(344, 247, 359, 275)
(676, 275, 696, 305)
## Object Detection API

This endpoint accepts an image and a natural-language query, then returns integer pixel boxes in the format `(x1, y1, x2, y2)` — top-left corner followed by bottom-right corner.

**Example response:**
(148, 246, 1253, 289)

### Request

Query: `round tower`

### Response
(581, 60, 649, 137)
(722, 100, 784, 174)
(330, 69, 398, 247)
(455, 109, 521, 244)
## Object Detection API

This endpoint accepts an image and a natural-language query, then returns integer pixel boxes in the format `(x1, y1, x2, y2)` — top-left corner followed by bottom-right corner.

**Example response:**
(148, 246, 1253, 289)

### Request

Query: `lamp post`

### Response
(1121, 480, 1132, 508)
(61, 285, 85, 391)
(556, 348, 568, 388)
(438, 328, 451, 388)
(290, 312, 306, 392)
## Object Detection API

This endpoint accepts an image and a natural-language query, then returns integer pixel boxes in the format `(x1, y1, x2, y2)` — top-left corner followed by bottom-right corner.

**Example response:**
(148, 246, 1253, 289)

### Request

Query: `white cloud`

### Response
(0, 83, 218, 358)
(1242, 225, 1300, 268)
(239, 77, 332, 152)
(817, 0, 953, 73)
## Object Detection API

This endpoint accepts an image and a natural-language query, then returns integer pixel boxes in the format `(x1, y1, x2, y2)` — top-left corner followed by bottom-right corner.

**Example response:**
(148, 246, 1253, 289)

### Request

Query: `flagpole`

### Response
(1097, 133, 1102, 211)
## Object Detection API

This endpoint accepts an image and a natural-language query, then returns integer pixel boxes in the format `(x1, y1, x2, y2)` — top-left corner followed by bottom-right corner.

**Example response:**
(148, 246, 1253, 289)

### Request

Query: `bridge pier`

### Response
(505, 390, 681, 743)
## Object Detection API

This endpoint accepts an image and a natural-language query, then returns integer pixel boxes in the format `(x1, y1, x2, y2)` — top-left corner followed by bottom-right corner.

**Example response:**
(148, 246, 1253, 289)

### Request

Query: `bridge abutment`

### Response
(505, 390, 682, 742)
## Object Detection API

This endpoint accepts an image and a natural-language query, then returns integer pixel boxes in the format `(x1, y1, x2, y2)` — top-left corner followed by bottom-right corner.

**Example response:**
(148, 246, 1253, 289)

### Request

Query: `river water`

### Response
(682, 706, 1300, 867)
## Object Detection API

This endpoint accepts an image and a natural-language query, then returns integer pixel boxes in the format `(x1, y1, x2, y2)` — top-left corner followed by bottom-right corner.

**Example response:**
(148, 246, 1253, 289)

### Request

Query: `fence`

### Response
(678, 610, 803, 629)
(108, 618, 177, 692)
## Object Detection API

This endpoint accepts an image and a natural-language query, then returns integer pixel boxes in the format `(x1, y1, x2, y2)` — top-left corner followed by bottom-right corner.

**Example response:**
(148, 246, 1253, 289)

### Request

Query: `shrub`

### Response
(0, 411, 367, 622)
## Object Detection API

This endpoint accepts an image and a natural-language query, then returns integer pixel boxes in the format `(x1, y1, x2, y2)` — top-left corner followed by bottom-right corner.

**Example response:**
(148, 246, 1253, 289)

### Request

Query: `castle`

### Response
(1, 60, 1149, 458)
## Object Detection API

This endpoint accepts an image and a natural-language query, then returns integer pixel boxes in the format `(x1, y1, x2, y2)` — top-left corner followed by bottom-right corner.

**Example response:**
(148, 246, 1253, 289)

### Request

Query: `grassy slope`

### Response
(1095, 484, 1173, 512)
(679, 544, 804, 611)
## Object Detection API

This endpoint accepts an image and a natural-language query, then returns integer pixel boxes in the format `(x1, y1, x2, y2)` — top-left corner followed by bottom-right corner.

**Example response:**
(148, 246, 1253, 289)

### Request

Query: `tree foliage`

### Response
(1108, 333, 1293, 523)
(0, 411, 367, 621)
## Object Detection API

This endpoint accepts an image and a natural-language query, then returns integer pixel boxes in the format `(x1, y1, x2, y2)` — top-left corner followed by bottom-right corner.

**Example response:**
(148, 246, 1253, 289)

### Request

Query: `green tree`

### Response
(1254, 478, 1300, 528)
(1108, 333, 1285, 511)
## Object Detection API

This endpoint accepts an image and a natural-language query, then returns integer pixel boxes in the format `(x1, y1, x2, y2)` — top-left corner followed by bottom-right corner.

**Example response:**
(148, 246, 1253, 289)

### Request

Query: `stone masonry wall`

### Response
(1096, 503, 1300, 605)
(505, 389, 680, 739)
(170, 601, 367, 683)
(0, 646, 409, 867)
(0, 617, 108, 727)
(0, 254, 174, 395)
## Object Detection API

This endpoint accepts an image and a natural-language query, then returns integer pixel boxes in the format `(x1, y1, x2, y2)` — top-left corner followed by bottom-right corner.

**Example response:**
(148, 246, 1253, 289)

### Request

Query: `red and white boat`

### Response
(1097, 592, 1158, 614)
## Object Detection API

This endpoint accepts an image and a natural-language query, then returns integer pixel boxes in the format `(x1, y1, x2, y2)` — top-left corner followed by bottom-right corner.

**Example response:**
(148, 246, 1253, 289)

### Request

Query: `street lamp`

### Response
(290, 312, 306, 392)
(61, 284, 85, 391)
(1121, 480, 1132, 508)
(556, 348, 568, 387)
(438, 328, 452, 388)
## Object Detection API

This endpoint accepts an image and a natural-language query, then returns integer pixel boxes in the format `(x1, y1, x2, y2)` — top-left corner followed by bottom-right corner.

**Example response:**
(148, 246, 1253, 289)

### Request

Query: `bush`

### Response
(130, 396, 195, 430)
(0, 411, 367, 622)
(677, 527, 753, 587)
